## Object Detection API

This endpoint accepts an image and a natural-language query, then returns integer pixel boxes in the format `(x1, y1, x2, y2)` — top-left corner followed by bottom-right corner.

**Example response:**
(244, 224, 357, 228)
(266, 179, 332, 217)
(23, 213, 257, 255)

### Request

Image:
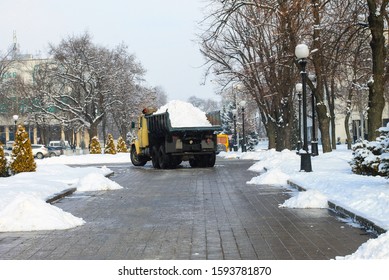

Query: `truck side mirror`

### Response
(131, 121, 136, 129)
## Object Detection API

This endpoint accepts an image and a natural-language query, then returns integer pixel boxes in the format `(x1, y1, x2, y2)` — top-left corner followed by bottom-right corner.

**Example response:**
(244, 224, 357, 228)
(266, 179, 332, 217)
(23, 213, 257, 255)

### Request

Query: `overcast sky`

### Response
(0, 0, 219, 102)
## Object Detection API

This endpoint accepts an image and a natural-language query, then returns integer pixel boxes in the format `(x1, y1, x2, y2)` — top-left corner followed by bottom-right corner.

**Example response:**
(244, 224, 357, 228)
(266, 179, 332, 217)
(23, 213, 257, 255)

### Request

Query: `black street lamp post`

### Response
(12, 114, 19, 140)
(240, 100, 247, 152)
(309, 74, 319, 156)
(295, 44, 312, 172)
(295, 83, 303, 152)
(232, 109, 238, 151)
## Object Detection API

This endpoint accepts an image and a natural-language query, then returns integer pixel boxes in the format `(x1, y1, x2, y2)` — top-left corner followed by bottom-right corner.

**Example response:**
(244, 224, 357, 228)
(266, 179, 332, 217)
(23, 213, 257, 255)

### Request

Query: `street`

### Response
(0, 158, 374, 260)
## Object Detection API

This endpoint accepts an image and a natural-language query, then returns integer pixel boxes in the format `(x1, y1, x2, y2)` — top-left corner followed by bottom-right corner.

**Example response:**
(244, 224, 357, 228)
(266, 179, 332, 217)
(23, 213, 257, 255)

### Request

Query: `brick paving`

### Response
(0, 158, 375, 259)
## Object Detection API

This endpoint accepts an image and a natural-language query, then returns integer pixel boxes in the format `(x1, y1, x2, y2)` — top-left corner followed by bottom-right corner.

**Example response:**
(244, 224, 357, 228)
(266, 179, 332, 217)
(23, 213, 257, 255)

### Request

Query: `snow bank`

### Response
(0, 163, 121, 232)
(247, 168, 289, 186)
(75, 172, 123, 192)
(155, 100, 212, 127)
(0, 194, 85, 232)
(337, 231, 389, 259)
(279, 189, 328, 209)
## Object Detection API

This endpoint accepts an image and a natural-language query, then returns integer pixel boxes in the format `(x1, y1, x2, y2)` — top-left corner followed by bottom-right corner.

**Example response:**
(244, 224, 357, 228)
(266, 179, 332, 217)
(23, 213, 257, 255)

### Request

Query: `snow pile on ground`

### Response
(336, 231, 389, 259)
(248, 168, 289, 186)
(156, 100, 212, 127)
(0, 193, 85, 232)
(279, 189, 328, 209)
(75, 172, 122, 192)
(0, 163, 121, 232)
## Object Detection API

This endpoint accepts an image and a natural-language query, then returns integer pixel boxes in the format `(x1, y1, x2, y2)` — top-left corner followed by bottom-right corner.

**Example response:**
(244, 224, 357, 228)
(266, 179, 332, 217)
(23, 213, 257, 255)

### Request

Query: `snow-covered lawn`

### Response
(1, 148, 389, 259)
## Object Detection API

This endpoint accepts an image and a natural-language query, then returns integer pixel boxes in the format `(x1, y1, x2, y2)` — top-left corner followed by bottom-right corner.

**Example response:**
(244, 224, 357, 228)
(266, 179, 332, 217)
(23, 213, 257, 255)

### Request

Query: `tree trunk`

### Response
(88, 122, 99, 139)
(345, 89, 353, 150)
(275, 126, 285, 152)
(275, 120, 294, 151)
(328, 81, 337, 150)
(310, 0, 332, 153)
(366, 0, 387, 140)
(121, 124, 128, 140)
(317, 104, 332, 153)
(345, 112, 352, 150)
(267, 122, 277, 150)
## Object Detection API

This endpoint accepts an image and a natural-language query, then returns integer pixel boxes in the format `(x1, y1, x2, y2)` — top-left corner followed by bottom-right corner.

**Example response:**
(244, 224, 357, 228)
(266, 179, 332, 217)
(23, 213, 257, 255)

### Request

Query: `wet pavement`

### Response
(0, 158, 375, 259)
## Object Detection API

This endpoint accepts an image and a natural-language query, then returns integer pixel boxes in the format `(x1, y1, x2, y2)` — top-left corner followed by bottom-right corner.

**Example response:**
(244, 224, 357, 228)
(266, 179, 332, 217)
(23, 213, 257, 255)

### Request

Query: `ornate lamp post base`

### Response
(300, 153, 312, 172)
(296, 141, 302, 153)
(311, 141, 319, 156)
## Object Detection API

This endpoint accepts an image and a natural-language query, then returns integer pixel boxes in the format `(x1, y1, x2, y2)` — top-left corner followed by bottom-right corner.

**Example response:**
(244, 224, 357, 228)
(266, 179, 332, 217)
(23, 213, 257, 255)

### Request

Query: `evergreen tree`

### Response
(350, 124, 389, 177)
(104, 134, 117, 154)
(89, 136, 102, 154)
(116, 136, 128, 153)
(10, 125, 36, 174)
(0, 142, 8, 177)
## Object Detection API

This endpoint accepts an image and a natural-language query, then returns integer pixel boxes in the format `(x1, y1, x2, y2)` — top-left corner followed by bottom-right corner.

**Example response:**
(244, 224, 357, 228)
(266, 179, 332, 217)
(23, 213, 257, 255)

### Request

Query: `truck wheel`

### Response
(158, 145, 170, 169)
(151, 146, 160, 169)
(189, 158, 198, 168)
(172, 156, 182, 167)
(207, 153, 216, 167)
(130, 146, 147, 166)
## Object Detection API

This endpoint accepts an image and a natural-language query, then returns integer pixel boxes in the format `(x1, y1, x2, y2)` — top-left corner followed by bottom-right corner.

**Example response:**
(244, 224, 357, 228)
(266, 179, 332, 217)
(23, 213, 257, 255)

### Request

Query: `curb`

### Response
(46, 188, 77, 204)
(45, 170, 115, 204)
(287, 180, 387, 235)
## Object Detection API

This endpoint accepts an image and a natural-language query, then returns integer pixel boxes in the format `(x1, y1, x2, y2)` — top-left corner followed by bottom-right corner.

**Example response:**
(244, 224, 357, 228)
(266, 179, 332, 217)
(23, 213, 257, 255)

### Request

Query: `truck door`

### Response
(138, 116, 149, 148)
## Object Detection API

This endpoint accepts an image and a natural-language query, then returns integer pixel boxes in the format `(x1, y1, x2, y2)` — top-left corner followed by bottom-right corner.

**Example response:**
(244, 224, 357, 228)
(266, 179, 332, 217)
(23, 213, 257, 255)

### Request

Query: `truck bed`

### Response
(146, 111, 222, 135)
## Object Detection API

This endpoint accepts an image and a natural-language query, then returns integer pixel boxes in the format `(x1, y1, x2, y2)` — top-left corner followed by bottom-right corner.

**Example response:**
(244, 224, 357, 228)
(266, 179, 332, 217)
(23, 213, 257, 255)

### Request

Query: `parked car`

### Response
(5, 141, 14, 148)
(31, 144, 49, 159)
(3, 146, 12, 157)
(2, 143, 48, 159)
(49, 140, 71, 149)
(48, 146, 63, 157)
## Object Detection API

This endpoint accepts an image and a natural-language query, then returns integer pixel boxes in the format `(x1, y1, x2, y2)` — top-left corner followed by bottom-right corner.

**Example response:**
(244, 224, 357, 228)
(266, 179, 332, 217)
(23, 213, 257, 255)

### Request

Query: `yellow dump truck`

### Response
(130, 108, 222, 169)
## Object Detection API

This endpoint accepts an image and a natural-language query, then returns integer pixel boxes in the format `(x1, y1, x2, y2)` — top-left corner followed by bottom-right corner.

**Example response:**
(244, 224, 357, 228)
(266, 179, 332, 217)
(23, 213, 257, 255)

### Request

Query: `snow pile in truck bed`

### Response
(155, 100, 212, 128)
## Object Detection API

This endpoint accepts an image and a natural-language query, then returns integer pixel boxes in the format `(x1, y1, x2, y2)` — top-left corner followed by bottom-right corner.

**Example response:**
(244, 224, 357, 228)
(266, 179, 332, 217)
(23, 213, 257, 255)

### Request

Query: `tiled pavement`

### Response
(0, 158, 375, 259)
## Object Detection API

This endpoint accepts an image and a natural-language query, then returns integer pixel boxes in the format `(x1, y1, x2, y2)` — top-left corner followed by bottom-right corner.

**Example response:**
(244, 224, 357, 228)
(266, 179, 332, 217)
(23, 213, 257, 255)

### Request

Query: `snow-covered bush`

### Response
(246, 132, 260, 151)
(104, 134, 117, 155)
(350, 125, 389, 177)
(10, 125, 36, 174)
(116, 136, 128, 153)
(0, 142, 8, 177)
(89, 136, 102, 154)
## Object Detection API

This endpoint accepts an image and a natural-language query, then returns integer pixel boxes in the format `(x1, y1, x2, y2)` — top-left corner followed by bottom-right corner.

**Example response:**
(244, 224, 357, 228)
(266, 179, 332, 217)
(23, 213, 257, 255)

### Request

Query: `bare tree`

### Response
(187, 95, 219, 112)
(0, 47, 21, 119)
(200, 0, 303, 150)
(365, 0, 389, 140)
(28, 33, 151, 141)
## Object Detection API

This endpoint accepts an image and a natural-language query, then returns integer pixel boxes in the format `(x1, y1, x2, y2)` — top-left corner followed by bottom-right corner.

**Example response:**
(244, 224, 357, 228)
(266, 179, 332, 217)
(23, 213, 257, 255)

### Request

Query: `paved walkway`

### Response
(0, 158, 374, 259)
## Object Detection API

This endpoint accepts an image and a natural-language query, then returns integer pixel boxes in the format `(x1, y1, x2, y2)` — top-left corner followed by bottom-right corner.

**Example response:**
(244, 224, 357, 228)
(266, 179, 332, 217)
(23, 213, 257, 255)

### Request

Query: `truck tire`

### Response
(189, 158, 198, 168)
(130, 146, 147, 166)
(158, 145, 171, 169)
(171, 156, 182, 167)
(151, 146, 160, 169)
(207, 152, 216, 167)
